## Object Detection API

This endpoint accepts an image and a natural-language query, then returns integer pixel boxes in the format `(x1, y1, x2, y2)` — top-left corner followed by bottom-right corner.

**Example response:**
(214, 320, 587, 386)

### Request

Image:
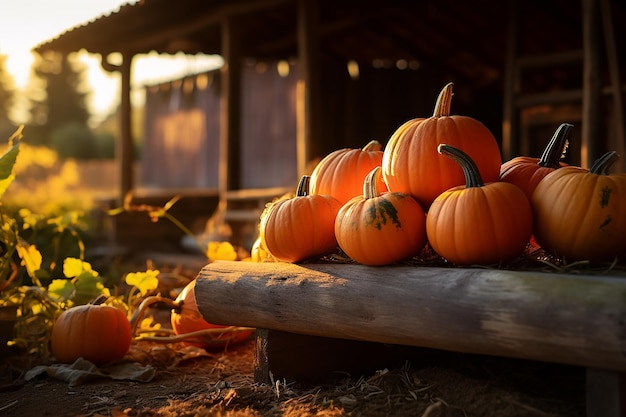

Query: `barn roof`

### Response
(34, 0, 622, 92)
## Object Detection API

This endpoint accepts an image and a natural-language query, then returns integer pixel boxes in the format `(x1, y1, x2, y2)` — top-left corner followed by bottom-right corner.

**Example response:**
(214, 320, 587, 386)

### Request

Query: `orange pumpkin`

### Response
(259, 175, 341, 262)
(500, 123, 572, 200)
(427, 144, 533, 265)
(335, 167, 427, 265)
(171, 280, 253, 349)
(531, 151, 626, 262)
(382, 82, 502, 209)
(310, 140, 387, 205)
(51, 298, 132, 365)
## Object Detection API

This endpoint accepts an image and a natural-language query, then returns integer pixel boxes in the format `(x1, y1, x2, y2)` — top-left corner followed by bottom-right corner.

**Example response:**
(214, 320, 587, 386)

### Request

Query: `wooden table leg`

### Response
(586, 368, 626, 417)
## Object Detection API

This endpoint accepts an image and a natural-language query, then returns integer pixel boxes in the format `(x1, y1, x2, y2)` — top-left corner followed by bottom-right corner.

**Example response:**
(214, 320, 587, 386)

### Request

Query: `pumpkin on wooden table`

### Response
(531, 150, 626, 262)
(335, 167, 427, 266)
(426, 144, 533, 266)
(310, 140, 387, 206)
(382, 82, 502, 210)
(51, 296, 132, 365)
(500, 122, 573, 200)
(259, 175, 342, 263)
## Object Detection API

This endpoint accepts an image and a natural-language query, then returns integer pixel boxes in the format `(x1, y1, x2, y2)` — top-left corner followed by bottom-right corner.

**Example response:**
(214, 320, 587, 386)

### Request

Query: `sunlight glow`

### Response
(0, 0, 222, 126)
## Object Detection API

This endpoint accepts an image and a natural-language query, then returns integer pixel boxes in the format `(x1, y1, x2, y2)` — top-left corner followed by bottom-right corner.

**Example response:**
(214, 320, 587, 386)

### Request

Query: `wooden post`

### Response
(119, 52, 134, 202)
(101, 52, 135, 203)
(297, 0, 322, 174)
(194, 261, 626, 372)
(219, 16, 242, 194)
(502, 0, 520, 161)
(581, 0, 603, 169)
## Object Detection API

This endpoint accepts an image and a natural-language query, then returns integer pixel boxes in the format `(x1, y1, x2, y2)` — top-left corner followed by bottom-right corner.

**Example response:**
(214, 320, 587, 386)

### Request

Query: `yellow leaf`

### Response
(206, 241, 237, 262)
(125, 269, 160, 295)
(63, 257, 97, 278)
(16, 243, 42, 278)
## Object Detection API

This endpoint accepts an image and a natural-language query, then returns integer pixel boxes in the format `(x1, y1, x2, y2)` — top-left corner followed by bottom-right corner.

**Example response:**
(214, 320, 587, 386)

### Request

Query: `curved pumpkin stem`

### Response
(538, 123, 573, 168)
(362, 140, 383, 152)
(590, 151, 621, 175)
(438, 144, 484, 188)
(432, 82, 454, 118)
(129, 295, 181, 336)
(296, 175, 311, 197)
(363, 166, 383, 199)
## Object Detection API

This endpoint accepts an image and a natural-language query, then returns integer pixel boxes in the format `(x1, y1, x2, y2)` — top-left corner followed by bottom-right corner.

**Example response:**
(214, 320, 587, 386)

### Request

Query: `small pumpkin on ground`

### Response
(310, 140, 387, 206)
(531, 150, 626, 262)
(260, 175, 342, 263)
(51, 296, 132, 365)
(500, 123, 572, 200)
(426, 144, 533, 266)
(382, 82, 502, 210)
(334, 167, 427, 266)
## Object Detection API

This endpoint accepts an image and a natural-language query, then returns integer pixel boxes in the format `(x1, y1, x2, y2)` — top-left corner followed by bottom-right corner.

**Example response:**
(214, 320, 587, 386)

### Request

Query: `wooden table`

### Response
(194, 260, 626, 417)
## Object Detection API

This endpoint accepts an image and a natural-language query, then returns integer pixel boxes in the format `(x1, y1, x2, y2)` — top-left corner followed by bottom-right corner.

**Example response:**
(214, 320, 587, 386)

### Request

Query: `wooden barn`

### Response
(34, 0, 626, 250)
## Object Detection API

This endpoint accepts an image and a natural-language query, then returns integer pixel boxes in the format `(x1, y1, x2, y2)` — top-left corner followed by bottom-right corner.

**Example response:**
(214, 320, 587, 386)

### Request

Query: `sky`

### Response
(0, 0, 222, 125)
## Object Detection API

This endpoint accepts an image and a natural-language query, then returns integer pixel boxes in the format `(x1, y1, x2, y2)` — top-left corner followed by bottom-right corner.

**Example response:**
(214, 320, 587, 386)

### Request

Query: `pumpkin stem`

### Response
(296, 175, 311, 197)
(91, 294, 109, 306)
(590, 151, 621, 175)
(129, 295, 181, 336)
(537, 123, 573, 168)
(363, 167, 383, 199)
(432, 82, 454, 118)
(362, 140, 383, 152)
(438, 144, 484, 188)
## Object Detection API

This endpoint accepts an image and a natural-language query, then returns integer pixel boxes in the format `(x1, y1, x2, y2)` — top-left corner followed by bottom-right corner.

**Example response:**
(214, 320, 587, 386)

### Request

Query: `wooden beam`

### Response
(194, 260, 626, 372)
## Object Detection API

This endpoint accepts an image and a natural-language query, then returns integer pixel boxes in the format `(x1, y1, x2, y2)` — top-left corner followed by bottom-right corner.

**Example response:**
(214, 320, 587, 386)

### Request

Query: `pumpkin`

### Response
(259, 175, 342, 262)
(382, 82, 502, 209)
(500, 123, 572, 200)
(310, 140, 387, 205)
(335, 167, 427, 265)
(531, 150, 626, 262)
(426, 144, 533, 265)
(51, 297, 132, 365)
(171, 280, 253, 348)
(249, 236, 273, 262)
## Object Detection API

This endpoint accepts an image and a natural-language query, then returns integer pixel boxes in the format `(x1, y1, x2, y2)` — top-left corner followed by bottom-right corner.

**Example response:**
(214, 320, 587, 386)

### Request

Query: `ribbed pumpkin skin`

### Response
(171, 281, 253, 348)
(335, 193, 427, 266)
(310, 140, 387, 206)
(500, 158, 568, 200)
(260, 177, 341, 263)
(427, 183, 533, 265)
(51, 304, 132, 365)
(531, 165, 626, 261)
(382, 84, 501, 210)
(426, 144, 532, 266)
(500, 123, 572, 200)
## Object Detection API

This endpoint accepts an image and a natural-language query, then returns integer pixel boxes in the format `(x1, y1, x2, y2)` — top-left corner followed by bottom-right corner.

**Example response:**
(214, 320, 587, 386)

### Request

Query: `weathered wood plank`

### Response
(194, 260, 626, 371)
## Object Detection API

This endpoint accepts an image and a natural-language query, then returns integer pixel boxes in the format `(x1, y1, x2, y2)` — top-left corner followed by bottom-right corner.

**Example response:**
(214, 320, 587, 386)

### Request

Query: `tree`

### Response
(27, 51, 93, 151)
(0, 53, 16, 140)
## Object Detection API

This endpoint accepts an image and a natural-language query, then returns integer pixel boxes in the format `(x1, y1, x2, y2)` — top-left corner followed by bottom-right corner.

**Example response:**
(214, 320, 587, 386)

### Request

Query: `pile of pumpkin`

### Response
(257, 82, 626, 267)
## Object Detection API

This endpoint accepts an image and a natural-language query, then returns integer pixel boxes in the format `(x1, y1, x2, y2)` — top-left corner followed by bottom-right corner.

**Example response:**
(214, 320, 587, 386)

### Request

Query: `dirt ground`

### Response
(1, 334, 586, 417)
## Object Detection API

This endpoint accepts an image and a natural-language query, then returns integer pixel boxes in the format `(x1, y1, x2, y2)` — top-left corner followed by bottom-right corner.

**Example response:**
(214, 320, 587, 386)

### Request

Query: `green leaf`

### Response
(125, 270, 160, 296)
(48, 279, 76, 302)
(73, 274, 109, 305)
(0, 126, 22, 180)
(0, 126, 22, 198)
